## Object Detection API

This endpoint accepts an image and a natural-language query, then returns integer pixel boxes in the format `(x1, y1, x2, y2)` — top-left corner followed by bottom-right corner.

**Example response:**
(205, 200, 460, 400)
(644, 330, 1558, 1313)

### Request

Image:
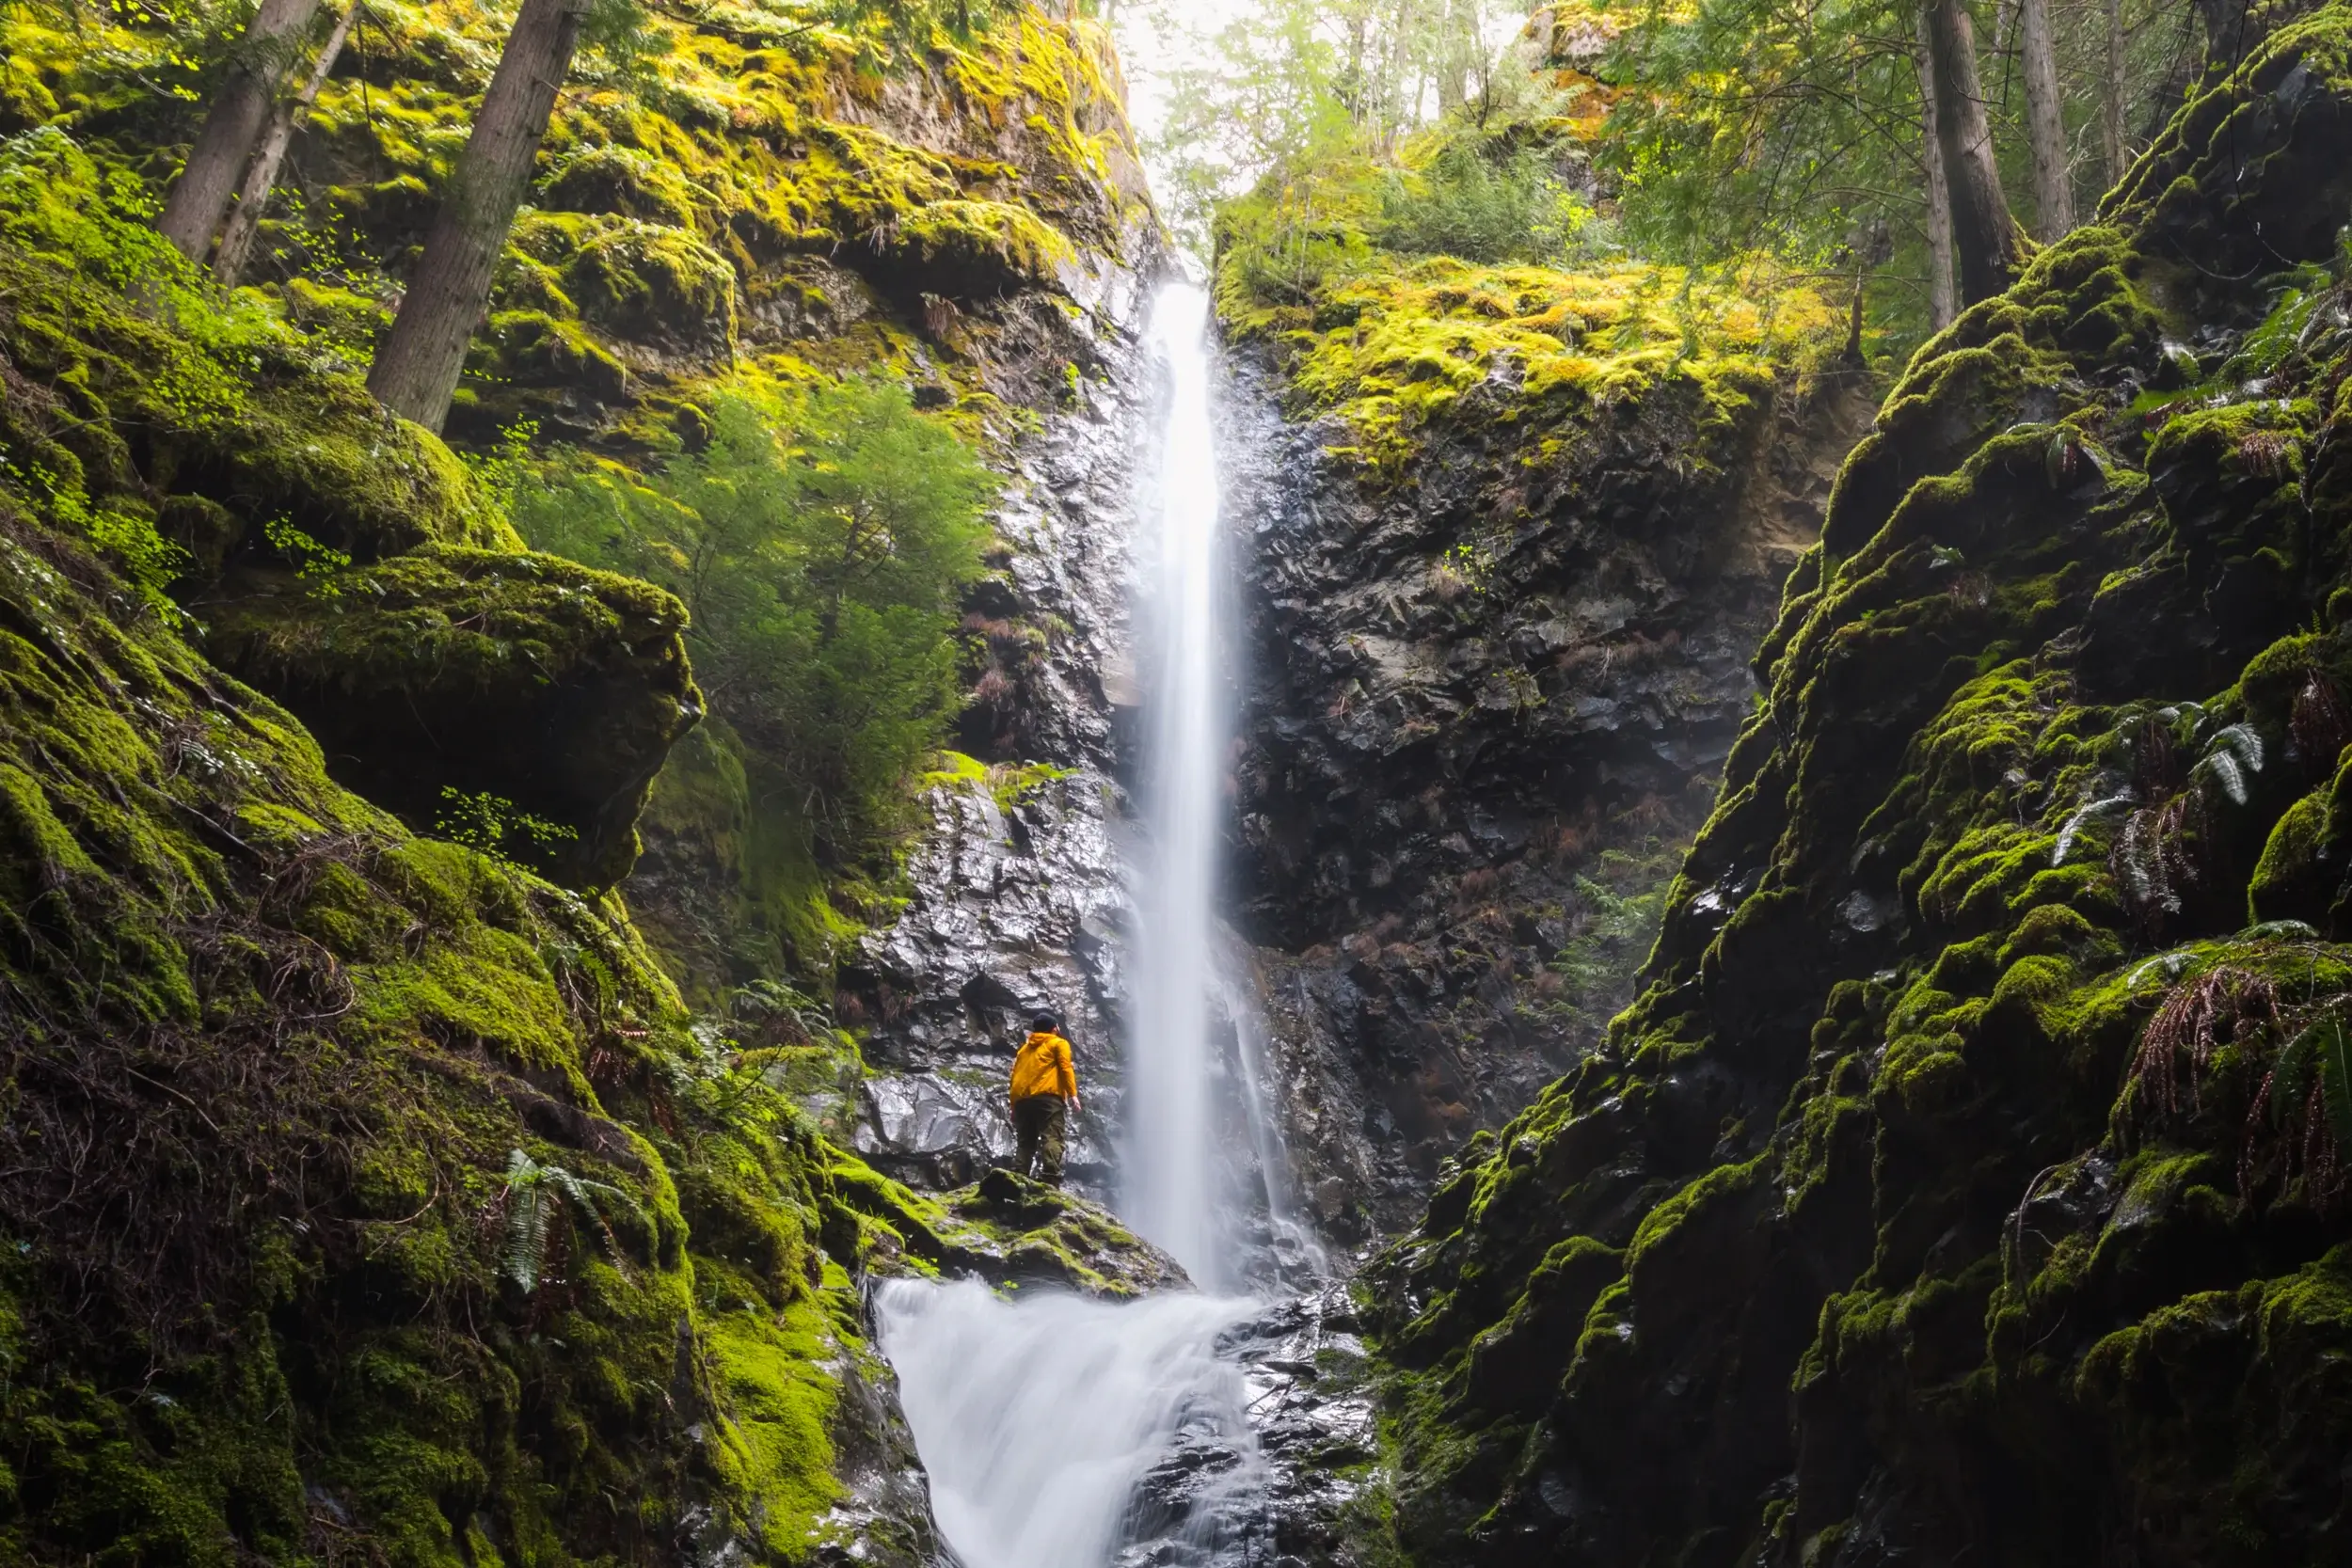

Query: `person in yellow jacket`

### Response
(1009, 1012, 1080, 1186)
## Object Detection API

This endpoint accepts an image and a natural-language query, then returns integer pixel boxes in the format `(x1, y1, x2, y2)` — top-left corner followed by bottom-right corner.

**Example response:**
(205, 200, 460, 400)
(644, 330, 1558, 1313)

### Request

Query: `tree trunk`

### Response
(2197, 0, 2252, 64)
(2101, 0, 2128, 188)
(1342, 8, 1371, 122)
(215, 0, 358, 286)
(1434, 0, 1479, 114)
(2020, 0, 2074, 236)
(157, 0, 326, 261)
(1923, 0, 2020, 306)
(366, 0, 589, 432)
(1915, 20, 1959, 329)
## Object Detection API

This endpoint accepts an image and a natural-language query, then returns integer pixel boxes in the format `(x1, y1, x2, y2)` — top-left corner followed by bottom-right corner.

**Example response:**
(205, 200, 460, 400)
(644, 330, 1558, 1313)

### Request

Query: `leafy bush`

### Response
(1377, 136, 1609, 266)
(511, 377, 995, 864)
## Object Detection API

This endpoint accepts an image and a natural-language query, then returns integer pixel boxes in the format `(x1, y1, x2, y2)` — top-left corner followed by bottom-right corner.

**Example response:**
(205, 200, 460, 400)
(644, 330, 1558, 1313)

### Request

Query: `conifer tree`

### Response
(367, 0, 593, 430)
(1915, 22, 1959, 327)
(1920, 0, 2018, 303)
(156, 0, 326, 261)
(214, 0, 358, 284)
(2019, 0, 2074, 236)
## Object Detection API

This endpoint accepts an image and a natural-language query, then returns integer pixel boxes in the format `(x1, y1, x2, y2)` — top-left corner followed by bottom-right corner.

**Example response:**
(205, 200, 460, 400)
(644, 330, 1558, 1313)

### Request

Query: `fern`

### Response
(2323, 1016, 2352, 1149)
(2198, 750, 2248, 805)
(2180, 721, 2265, 806)
(502, 1151, 555, 1291)
(2053, 791, 2131, 866)
(496, 1148, 640, 1294)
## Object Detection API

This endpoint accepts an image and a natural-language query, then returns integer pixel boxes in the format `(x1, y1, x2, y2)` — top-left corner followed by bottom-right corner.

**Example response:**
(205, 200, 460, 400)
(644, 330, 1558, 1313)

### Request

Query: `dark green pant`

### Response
(1012, 1095, 1067, 1185)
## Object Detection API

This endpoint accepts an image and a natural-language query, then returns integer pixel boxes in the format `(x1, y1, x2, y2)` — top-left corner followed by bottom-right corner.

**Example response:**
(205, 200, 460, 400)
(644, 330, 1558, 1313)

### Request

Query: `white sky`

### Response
(1106, 2, 1534, 156)
(1108, 1, 1257, 150)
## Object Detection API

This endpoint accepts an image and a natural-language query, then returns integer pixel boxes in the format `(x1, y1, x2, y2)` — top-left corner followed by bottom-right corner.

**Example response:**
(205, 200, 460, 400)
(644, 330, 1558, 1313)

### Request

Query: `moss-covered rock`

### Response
(0, 0, 1153, 445)
(1350, 13, 2352, 1566)
(0, 55, 999, 1568)
(202, 544, 702, 890)
(824, 1161, 1189, 1300)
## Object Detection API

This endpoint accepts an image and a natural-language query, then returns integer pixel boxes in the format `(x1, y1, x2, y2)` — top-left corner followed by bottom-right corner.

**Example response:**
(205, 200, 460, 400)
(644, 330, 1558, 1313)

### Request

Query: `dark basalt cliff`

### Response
(1232, 318, 1868, 1235)
(1355, 15, 2352, 1566)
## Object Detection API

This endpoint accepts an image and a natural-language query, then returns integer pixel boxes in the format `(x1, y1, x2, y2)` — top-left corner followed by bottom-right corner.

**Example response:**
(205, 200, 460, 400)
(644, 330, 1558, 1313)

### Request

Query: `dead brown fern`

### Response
(2237, 428, 2296, 479)
(2110, 793, 2199, 938)
(2127, 964, 2280, 1123)
(2293, 669, 2352, 766)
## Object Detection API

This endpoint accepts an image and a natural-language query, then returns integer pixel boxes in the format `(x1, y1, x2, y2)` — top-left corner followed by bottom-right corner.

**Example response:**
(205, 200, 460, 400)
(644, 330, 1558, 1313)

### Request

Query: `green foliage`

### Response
(435, 786, 580, 871)
(1594, 0, 2213, 353)
(1551, 844, 1678, 1004)
(261, 515, 353, 592)
(514, 377, 994, 863)
(1377, 134, 1612, 266)
(494, 1147, 641, 1292)
(83, 505, 191, 623)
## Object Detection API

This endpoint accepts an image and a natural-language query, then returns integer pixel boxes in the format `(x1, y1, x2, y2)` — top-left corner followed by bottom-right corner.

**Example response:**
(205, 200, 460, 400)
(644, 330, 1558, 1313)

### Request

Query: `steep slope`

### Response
(0, 3, 1168, 1560)
(3, 0, 1157, 988)
(0, 137, 942, 1565)
(1363, 14, 2352, 1565)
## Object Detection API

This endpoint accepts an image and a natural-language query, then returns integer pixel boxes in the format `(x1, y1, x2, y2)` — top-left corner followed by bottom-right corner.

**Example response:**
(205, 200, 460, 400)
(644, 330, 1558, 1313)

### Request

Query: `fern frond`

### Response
(2196, 750, 2249, 805)
(2279, 1022, 2324, 1117)
(2322, 1015, 2352, 1148)
(505, 1183, 550, 1291)
(2054, 792, 2132, 865)
(2209, 721, 2265, 773)
(501, 1148, 556, 1292)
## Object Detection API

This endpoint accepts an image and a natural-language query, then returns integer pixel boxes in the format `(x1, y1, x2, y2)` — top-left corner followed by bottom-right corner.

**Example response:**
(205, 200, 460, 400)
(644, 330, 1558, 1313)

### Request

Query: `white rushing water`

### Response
(874, 1278, 1261, 1568)
(876, 285, 1281, 1568)
(1123, 281, 1231, 1289)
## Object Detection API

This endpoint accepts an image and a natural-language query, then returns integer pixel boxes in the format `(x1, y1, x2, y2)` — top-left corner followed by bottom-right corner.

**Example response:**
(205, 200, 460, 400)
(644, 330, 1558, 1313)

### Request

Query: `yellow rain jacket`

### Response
(1009, 1031, 1077, 1103)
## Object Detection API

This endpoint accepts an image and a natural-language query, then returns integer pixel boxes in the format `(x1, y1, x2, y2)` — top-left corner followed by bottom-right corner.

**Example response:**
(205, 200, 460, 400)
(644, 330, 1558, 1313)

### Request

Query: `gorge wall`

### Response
(0, 4, 1171, 1562)
(1224, 258, 1869, 1236)
(1352, 15, 2352, 1567)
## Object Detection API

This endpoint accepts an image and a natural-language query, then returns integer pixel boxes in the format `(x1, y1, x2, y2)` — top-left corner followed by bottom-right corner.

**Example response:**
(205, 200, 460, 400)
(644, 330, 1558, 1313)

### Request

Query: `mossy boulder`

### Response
(821, 1159, 1188, 1300)
(202, 545, 702, 890)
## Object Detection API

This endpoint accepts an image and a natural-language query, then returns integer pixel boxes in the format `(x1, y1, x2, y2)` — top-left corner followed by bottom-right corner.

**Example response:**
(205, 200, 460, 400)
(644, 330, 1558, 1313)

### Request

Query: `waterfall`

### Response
(877, 285, 1292, 1568)
(1123, 282, 1229, 1288)
(873, 1279, 1261, 1568)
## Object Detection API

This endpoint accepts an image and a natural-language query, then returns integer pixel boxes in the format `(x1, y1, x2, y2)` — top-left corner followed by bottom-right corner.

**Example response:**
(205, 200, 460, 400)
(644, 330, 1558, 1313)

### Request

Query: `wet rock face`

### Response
(1359, 18, 2352, 1568)
(840, 275, 1158, 1199)
(1232, 350, 1869, 1231)
(1109, 1285, 1379, 1568)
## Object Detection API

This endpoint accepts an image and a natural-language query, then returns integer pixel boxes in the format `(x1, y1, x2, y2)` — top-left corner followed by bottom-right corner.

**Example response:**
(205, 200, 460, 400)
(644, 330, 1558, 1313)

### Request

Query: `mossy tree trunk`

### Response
(2020, 0, 2074, 236)
(215, 0, 358, 285)
(2101, 0, 2129, 187)
(1915, 16, 1959, 328)
(156, 0, 325, 262)
(366, 0, 590, 432)
(1922, 0, 2019, 305)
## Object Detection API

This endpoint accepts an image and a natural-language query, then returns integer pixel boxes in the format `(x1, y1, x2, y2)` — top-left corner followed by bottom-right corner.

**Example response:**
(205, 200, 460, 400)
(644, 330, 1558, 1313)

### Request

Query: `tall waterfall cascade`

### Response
(876, 284, 1305, 1568)
(1124, 282, 1231, 1289)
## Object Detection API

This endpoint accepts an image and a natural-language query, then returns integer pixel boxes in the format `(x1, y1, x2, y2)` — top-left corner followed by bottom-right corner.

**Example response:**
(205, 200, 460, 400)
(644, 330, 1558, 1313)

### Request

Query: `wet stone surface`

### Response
(1110, 1284, 1380, 1568)
(844, 284, 1155, 1202)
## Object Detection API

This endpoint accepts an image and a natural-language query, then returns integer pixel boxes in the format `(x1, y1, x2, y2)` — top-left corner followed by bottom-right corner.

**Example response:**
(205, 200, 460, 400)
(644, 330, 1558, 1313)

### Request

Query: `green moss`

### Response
(0, 110, 977, 1568)
(1226, 253, 1838, 474)
(1353, 17, 2352, 1563)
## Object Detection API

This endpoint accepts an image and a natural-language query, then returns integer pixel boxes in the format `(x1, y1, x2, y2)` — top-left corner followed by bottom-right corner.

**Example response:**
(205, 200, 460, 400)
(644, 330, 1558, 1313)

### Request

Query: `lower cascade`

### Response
(874, 1281, 1265, 1568)
(878, 283, 1305, 1565)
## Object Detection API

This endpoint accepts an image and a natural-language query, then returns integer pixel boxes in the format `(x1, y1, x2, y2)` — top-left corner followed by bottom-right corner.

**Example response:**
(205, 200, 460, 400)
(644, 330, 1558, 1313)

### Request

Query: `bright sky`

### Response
(1108, 0, 1255, 150)
(1107, 2, 1535, 157)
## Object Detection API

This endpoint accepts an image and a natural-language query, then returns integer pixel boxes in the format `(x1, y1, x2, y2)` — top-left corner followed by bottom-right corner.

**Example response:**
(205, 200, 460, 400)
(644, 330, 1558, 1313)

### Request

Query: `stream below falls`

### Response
(875, 285, 1341, 1567)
